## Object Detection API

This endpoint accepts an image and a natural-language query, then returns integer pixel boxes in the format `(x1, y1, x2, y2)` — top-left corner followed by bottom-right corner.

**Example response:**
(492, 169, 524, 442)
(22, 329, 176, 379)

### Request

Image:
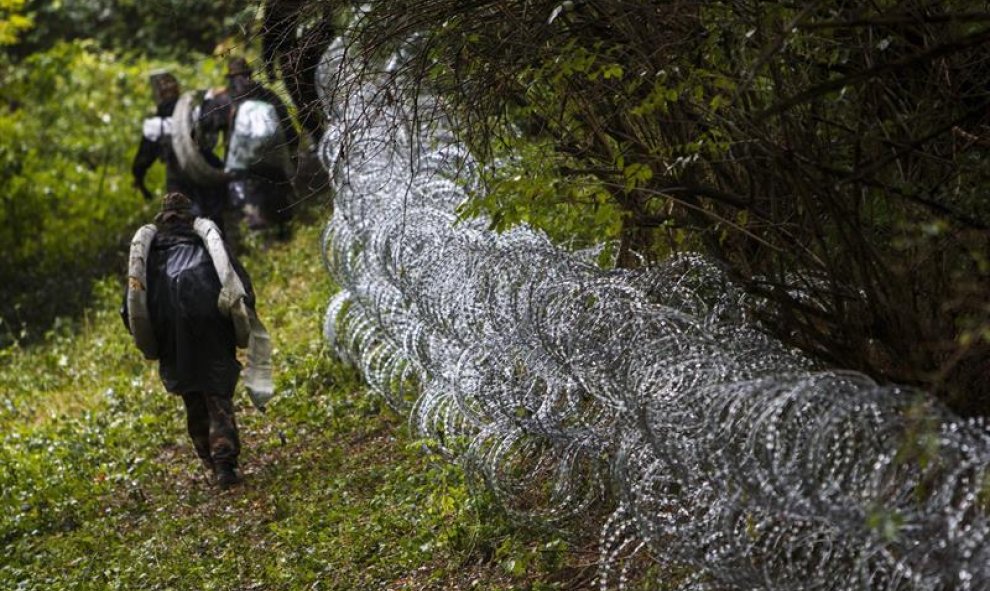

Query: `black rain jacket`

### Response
(122, 222, 255, 396)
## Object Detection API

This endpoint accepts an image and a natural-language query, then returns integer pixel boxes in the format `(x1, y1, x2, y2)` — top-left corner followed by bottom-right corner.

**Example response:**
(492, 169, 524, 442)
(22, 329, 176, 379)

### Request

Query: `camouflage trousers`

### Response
(180, 392, 240, 470)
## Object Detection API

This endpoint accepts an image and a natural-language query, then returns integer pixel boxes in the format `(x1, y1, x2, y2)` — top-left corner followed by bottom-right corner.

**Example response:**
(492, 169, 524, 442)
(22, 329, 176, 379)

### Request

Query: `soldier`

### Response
(132, 71, 226, 226)
(199, 58, 298, 236)
(122, 192, 258, 489)
(226, 57, 298, 153)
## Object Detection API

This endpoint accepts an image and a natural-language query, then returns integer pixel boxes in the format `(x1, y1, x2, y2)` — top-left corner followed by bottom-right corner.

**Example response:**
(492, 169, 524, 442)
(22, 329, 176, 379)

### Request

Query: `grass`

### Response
(0, 218, 596, 590)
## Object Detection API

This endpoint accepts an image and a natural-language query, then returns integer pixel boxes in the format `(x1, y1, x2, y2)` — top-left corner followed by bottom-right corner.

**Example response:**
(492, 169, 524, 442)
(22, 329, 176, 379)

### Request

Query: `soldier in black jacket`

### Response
(122, 192, 254, 490)
(132, 71, 227, 226)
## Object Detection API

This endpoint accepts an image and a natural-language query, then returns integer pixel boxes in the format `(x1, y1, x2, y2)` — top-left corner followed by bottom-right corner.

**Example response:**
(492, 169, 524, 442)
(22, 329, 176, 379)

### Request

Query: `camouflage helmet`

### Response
(154, 192, 195, 224)
(149, 70, 180, 104)
(160, 192, 193, 213)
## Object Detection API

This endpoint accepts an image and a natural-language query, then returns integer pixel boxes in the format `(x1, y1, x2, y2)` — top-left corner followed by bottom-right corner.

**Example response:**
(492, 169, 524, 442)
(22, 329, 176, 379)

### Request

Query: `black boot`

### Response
(215, 462, 242, 490)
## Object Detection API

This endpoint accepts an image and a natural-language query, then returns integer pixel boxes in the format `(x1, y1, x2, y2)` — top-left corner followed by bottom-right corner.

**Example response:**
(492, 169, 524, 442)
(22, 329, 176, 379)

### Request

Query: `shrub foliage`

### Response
(0, 11, 228, 344)
(280, 0, 990, 414)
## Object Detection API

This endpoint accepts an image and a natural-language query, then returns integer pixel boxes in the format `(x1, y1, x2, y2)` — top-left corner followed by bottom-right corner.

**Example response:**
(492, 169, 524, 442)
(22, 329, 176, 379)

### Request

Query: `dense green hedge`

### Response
(0, 40, 225, 345)
(11, 0, 254, 58)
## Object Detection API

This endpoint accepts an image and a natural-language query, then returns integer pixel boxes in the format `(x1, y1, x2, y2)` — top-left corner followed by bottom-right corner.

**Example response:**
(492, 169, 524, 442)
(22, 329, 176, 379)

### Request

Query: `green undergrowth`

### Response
(0, 221, 594, 590)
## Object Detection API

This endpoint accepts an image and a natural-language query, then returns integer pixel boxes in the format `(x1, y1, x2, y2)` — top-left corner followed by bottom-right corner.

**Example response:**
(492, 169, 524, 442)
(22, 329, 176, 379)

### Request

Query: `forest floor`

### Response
(0, 216, 598, 590)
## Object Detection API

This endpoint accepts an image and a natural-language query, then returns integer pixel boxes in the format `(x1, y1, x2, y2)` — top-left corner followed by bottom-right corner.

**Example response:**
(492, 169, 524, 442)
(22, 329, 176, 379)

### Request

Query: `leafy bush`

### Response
(296, 0, 990, 414)
(0, 40, 225, 345)
(12, 0, 254, 58)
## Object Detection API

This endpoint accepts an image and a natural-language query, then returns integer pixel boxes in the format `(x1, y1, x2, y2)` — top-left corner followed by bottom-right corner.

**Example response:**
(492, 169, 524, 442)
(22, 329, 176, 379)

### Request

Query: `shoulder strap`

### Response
(126, 224, 160, 359)
(191, 217, 275, 410)
(192, 217, 250, 345)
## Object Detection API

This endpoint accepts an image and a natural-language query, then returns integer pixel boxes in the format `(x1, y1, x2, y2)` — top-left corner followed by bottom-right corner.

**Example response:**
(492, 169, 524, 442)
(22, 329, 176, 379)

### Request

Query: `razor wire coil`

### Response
(315, 36, 990, 590)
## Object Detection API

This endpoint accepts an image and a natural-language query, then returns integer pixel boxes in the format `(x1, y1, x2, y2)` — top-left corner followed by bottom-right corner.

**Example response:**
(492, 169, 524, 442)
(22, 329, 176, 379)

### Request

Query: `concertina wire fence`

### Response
(312, 36, 990, 590)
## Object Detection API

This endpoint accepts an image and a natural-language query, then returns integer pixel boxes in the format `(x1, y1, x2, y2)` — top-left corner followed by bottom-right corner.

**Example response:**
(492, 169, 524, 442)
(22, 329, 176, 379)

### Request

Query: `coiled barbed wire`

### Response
(314, 35, 990, 590)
